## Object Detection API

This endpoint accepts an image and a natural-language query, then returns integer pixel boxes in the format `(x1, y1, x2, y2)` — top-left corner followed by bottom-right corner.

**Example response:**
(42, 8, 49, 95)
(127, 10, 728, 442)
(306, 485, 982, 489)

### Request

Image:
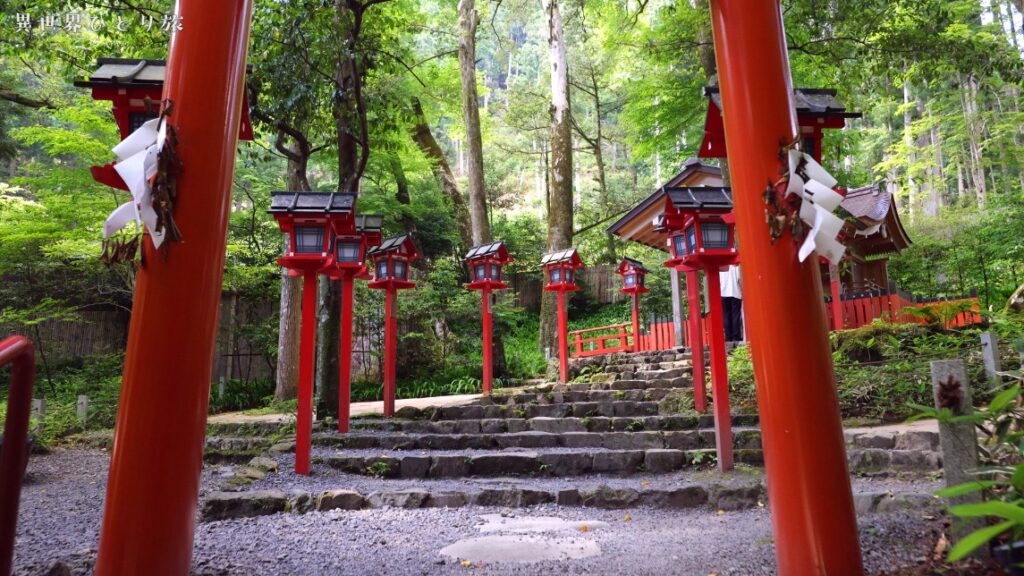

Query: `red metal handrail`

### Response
(0, 335, 35, 576)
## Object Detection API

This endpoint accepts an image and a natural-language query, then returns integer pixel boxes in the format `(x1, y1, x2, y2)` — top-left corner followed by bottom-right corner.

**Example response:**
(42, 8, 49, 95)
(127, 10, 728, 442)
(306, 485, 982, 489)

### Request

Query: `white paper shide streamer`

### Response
(102, 117, 169, 249)
(785, 148, 846, 266)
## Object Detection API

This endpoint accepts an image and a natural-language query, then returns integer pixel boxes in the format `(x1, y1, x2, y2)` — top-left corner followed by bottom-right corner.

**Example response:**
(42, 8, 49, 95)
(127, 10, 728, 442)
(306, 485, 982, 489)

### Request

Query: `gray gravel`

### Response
(14, 448, 948, 576)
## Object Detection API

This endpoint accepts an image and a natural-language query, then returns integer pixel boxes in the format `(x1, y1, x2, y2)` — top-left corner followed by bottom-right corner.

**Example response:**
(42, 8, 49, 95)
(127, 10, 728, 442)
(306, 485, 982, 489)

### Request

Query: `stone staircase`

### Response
(199, 349, 943, 521)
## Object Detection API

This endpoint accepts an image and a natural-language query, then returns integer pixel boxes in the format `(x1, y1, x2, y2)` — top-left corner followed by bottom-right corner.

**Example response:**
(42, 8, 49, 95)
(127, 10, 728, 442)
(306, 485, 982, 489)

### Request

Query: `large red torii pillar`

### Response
(93, 0, 254, 573)
(708, 1, 863, 575)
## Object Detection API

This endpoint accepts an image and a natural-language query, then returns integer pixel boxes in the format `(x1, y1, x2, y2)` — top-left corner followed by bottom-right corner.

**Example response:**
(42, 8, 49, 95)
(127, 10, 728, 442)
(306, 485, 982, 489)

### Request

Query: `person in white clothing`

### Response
(719, 265, 743, 342)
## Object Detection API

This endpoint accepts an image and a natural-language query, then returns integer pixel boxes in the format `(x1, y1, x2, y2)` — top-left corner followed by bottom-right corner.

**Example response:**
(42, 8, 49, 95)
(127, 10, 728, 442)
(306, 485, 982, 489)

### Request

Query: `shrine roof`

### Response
(540, 248, 583, 268)
(705, 87, 861, 119)
(368, 233, 419, 257)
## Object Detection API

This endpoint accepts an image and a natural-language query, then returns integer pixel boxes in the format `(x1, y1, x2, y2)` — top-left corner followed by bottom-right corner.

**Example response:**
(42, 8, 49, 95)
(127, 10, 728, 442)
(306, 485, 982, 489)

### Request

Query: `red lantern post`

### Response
(368, 234, 421, 417)
(270, 192, 355, 473)
(324, 214, 383, 433)
(541, 249, 585, 383)
(709, 0, 864, 572)
(464, 242, 513, 395)
(662, 188, 737, 471)
(682, 267, 707, 414)
(615, 258, 649, 353)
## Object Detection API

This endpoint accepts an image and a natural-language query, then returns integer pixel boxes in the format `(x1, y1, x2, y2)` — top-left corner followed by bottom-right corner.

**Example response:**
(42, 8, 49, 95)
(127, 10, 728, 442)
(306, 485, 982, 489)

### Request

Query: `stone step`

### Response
(310, 428, 763, 452)
(348, 414, 761, 434)
(200, 477, 766, 521)
(550, 379, 690, 392)
(502, 388, 683, 405)
(314, 447, 765, 479)
(604, 361, 693, 374)
(633, 368, 689, 381)
(401, 401, 662, 421)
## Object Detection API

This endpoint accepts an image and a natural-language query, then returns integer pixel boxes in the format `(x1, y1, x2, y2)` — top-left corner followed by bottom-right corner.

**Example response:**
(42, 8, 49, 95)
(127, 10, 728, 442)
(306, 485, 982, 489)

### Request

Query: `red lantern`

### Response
(269, 192, 356, 273)
(465, 241, 512, 290)
(75, 58, 253, 191)
(616, 257, 649, 295)
(464, 241, 513, 395)
(367, 233, 421, 417)
(541, 248, 584, 293)
(540, 248, 585, 383)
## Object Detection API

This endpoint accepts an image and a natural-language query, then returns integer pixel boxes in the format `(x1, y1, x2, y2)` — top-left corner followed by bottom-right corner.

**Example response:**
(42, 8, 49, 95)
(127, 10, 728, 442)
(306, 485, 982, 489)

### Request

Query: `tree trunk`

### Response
(274, 150, 312, 402)
(961, 74, 988, 208)
(540, 0, 573, 353)
(903, 76, 917, 221)
(410, 97, 474, 250)
(389, 154, 416, 232)
(458, 0, 491, 247)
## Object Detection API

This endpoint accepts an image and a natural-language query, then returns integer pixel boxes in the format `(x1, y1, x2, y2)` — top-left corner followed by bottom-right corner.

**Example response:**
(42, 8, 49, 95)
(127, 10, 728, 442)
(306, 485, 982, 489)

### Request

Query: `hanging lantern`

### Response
(661, 187, 738, 269)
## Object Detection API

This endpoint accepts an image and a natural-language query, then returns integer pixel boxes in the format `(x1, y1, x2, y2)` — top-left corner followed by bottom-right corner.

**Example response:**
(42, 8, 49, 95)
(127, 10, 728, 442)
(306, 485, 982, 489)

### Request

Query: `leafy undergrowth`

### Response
(728, 319, 1023, 422)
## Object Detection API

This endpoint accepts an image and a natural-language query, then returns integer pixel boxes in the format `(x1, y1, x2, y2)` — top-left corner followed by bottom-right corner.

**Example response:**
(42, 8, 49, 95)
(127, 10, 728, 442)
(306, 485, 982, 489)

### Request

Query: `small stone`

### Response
(248, 456, 279, 472)
(894, 430, 939, 452)
(424, 492, 469, 508)
(316, 489, 366, 511)
(201, 490, 288, 522)
(366, 489, 429, 509)
(579, 486, 639, 509)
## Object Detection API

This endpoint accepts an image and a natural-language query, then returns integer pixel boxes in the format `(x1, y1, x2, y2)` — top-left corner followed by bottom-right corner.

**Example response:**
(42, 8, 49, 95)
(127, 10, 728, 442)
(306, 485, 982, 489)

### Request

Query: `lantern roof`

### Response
(269, 191, 356, 215)
(355, 214, 384, 233)
(368, 233, 420, 259)
(464, 241, 511, 263)
(540, 248, 584, 268)
(700, 87, 861, 159)
(616, 257, 648, 275)
(664, 186, 733, 212)
(73, 58, 168, 88)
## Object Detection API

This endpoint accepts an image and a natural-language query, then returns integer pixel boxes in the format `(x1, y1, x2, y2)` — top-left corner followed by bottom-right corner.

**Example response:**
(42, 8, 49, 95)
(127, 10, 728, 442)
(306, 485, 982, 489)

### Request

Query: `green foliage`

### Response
(208, 378, 275, 414)
(926, 383, 1024, 562)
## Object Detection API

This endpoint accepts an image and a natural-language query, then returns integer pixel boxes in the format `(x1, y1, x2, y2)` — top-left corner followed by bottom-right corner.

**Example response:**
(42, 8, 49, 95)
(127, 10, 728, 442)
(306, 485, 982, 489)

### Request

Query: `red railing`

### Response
(0, 336, 35, 576)
(571, 323, 632, 357)
(572, 292, 983, 358)
(826, 293, 983, 331)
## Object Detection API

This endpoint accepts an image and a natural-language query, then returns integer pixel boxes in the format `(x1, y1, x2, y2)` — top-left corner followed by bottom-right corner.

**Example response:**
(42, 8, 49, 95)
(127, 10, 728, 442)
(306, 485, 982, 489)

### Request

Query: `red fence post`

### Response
(0, 336, 34, 576)
(709, 1, 863, 573)
(93, 0, 254, 571)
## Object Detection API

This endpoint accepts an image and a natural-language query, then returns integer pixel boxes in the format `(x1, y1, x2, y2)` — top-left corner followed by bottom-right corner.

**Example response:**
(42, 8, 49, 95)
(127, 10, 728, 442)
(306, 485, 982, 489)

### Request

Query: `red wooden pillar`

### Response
(829, 264, 843, 330)
(383, 288, 397, 416)
(630, 292, 641, 353)
(93, 0, 254, 572)
(481, 286, 493, 394)
(709, 1, 863, 574)
(338, 273, 356, 433)
(704, 271, 734, 472)
(295, 272, 317, 474)
(557, 290, 569, 383)
(685, 268, 707, 414)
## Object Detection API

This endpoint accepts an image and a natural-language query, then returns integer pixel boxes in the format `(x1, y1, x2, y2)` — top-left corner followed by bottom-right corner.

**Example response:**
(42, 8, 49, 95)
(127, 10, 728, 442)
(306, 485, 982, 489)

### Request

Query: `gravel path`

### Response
(14, 448, 949, 576)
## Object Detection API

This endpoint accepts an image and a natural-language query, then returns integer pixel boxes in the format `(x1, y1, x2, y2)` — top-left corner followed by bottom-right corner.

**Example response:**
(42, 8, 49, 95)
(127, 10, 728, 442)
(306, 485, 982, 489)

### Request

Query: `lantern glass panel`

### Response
(637, 273, 645, 287)
(701, 221, 730, 249)
(672, 234, 687, 257)
(686, 225, 697, 253)
(624, 273, 636, 288)
(475, 264, 486, 280)
(549, 268, 562, 283)
(489, 264, 500, 280)
(295, 226, 325, 254)
(394, 260, 407, 280)
(337, 240, 362, 263)
(564, 268, 574, 284)
(376, 260, 388, 279)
